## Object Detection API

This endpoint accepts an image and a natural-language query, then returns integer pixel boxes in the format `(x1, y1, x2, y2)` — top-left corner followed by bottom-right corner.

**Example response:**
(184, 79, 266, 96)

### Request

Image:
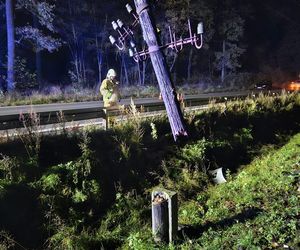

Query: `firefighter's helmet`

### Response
(107, 69, 117, 78)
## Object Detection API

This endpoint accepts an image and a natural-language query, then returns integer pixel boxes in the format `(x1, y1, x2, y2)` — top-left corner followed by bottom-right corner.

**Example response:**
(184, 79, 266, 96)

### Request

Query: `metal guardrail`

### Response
(0, 90, 276, 130)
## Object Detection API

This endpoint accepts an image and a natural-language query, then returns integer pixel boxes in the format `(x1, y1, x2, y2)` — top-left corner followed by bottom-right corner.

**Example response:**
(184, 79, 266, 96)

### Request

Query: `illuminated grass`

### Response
(177, 133, 300, 249)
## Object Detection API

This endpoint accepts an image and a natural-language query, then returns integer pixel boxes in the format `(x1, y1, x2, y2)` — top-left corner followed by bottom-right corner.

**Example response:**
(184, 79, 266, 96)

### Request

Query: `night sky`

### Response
(1, 0, 300, 88)
(243, 0, 300, 74)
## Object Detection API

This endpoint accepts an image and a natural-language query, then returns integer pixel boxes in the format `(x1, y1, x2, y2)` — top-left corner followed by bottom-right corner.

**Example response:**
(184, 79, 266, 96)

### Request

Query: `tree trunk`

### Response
(81, 48, 87, 85)
(221, 40, 226, 84)
(120, 53, 124, 85)
(68, 0, 81, 86)
(36, 50, 42, 88)
(95, 35, 102, 84)
(70, 24, 81, 85)
(123, 53, 129, 86)
(96, 15, 108, 89)
(208, 51, 212, 78)
(134, 0, 188, 141)
(169, 53, 177, 73)
(137, 59, 142, 86)
(95, 35, 102, 94)
(187, 48, 193, 83)
(33, 15, 42, 90)
(6, 0, 15, 92)
(142, 59, 146, 85)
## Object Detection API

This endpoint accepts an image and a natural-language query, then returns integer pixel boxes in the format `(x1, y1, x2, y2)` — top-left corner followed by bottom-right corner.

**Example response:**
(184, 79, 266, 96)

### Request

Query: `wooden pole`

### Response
(134, 0, 188, 141)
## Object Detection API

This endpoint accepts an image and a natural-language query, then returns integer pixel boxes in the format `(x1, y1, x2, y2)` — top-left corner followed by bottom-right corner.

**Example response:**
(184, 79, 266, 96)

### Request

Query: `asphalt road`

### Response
(0, 90, 255, 116)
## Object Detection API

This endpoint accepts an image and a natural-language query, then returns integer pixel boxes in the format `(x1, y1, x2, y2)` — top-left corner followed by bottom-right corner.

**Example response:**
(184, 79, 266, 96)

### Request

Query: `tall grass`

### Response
(0, 92, 299, 249)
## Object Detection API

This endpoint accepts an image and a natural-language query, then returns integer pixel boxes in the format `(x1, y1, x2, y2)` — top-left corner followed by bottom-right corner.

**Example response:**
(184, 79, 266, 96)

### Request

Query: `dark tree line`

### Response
(0, 0, 300, 93)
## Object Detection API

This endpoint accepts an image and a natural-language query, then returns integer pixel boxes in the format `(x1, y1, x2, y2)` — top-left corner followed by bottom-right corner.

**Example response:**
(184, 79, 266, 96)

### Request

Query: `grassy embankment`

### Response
(170, 133, 300, 249)
(120, 133, 300, 250)
(0, 92, 299, 249)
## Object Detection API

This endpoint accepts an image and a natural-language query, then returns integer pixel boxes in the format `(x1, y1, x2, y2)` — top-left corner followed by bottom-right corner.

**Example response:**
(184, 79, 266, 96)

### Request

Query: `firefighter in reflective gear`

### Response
(100, 69, 120, 107)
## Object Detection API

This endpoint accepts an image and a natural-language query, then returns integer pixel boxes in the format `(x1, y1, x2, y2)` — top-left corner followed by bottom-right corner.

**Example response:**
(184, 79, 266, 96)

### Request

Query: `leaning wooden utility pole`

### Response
(133, 0, 188, 141)
(109, 1, 203, 141)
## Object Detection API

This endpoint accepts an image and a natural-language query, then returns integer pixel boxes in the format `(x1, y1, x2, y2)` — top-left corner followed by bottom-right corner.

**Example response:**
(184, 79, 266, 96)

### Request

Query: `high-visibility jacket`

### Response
(100, 78, 120, 107)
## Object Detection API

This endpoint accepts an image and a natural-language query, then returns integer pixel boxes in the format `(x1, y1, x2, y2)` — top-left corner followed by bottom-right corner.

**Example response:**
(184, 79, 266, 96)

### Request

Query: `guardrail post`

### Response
(152, 187, 178, 243)
(103, 108, 120, 130)
(103, 108, 109, 130)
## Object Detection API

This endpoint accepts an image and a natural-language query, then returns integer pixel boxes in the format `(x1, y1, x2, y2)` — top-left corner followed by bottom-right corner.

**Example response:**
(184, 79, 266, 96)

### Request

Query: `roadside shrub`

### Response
(159, 139, 210, 200)
(35, 132, 101, 248)
(0, 230, 15, 250)
(18, 110, 42, 166)
(0, 154, 22, 183)
(95, 191, 150, 248)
